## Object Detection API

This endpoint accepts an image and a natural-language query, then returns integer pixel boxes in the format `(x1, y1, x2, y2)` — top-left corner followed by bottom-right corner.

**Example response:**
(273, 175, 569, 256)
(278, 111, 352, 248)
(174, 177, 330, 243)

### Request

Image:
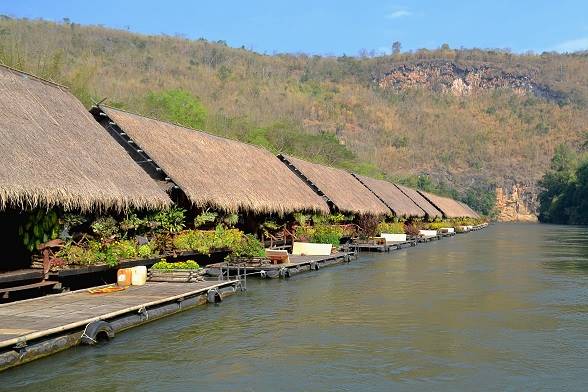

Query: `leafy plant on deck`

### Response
(230, 234, 265, 258)
(91, 216, 119, 242)
(376, 222, 405, 235)
(153, 207, 186, 234)
(19, 209, 61, 252)
(152, 259, 200, 271)
(194, 210, 218, 228)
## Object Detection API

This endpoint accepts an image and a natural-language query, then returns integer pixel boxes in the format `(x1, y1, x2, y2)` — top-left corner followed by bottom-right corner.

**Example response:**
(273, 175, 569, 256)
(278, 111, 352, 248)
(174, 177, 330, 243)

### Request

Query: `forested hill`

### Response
(1, 17, 587, 218)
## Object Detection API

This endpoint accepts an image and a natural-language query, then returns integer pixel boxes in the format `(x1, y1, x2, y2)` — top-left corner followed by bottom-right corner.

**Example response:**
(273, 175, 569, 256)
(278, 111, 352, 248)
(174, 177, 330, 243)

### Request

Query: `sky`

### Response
(2, 0, 588, 55)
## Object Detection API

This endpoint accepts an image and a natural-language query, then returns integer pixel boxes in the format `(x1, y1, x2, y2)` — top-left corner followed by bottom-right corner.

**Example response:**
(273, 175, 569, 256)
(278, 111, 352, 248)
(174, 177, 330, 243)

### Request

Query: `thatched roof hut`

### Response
(278, 155, 390, 216)
(101, 107, 329, 215)
(418, 190, 477, 218)
(394, 184, 443, 219)
(0, 65, 171, 211)
(353, 175, 425, 218)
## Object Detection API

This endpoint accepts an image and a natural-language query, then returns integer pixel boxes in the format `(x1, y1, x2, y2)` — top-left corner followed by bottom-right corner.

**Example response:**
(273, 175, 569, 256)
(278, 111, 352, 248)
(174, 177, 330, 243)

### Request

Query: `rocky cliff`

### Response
(495, 185, 538, 222)
(378, 60, 564, 101)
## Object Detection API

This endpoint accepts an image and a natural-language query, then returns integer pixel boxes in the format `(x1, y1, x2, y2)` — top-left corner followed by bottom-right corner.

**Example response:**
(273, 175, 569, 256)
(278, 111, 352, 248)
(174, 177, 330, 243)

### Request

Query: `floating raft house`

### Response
(98, 107, 330, 215)
(352, 174, 426, 218)
(418, 190, 478, 218)
(394, 184, 443, 219)
(0, 65, 171, 212)
(278, 155, 390, 216)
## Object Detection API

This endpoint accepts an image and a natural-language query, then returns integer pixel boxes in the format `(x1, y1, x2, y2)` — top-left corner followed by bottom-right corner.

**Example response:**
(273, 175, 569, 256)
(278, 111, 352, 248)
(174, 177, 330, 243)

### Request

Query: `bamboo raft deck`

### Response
(206, 251, 356, 279)
(0, 280, 239, 371)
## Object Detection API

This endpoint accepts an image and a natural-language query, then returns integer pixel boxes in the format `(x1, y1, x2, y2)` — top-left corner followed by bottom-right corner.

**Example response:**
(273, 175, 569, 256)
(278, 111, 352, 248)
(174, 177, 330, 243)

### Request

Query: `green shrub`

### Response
(110, 240, 138, 260)
(145, 89, 207, 129)
(231, 234, 265, 258)
(91, 216, 119, 240)
(424, 221, 452, 230)
(212, 226, 243, 250)
(194, 211, 218, 227)
(120, 213, 148, 234)
(222, 213, 239, 227)
(173, 230, 215, 254)
(94, 247, 118, 267)
(377, 222, 405, 235)
(172, 226, 245, 255)
(153, 207, 186, 234)
(152, 259, 200, 271)
(293, 213, 309, 226)
(294, 225, 314, 242)
(310, 224, 343, 247)
(138, 243, 153, 258)
(58, 244, 94, 265)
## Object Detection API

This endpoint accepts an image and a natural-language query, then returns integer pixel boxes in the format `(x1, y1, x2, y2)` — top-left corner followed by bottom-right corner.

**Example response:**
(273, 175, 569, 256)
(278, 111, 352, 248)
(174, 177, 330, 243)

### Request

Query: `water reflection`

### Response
(2, 224, 588, 391)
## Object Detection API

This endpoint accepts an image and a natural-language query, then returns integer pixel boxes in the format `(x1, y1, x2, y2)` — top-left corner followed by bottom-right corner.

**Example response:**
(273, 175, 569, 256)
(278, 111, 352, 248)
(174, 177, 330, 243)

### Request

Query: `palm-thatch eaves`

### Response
(278, 155, 390, 216)
(353, 174, 426, 218)
(0, 65, 171, 211)
(101, 107, 330, 215)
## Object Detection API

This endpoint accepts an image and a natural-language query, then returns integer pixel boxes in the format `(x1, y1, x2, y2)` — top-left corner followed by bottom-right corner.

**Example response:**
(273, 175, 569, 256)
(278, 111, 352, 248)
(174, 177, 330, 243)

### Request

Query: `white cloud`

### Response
(553, 37, 588, 53)
(386, 9, 412, 19)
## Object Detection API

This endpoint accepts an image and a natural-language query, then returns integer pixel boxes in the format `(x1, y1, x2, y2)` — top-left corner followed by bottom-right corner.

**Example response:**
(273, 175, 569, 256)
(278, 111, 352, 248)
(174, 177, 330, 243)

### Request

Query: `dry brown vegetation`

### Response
(1, 17, 587, 215)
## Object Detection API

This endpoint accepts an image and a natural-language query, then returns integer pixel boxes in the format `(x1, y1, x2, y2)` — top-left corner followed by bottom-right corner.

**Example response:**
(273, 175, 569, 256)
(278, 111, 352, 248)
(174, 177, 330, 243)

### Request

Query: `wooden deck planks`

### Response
(0, 281, 234, 349)
(0, 269, 43, 284)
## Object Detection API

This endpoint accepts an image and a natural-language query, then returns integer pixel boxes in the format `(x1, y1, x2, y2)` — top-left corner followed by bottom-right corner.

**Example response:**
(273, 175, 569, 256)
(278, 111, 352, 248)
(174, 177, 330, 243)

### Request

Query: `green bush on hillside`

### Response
(145, 89, 207, 130)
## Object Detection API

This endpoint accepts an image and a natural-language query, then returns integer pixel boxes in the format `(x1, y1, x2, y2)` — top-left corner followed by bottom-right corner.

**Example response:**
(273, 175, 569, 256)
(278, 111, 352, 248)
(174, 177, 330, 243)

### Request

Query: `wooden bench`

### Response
(265, 249, 290, 264)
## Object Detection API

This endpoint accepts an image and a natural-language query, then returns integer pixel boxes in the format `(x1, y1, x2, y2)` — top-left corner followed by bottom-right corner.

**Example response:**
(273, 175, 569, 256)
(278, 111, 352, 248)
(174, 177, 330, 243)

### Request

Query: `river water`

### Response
(2, 224, 588, 391)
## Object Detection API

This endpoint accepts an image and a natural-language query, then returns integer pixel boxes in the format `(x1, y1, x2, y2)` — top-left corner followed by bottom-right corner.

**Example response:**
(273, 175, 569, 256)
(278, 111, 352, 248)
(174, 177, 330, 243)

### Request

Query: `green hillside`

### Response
(1, 16, 587, 216)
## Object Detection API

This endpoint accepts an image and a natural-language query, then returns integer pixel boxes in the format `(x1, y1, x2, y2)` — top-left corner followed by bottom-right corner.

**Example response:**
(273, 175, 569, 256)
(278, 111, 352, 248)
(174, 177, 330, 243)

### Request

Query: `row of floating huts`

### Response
(0, 63, 479, 275)
(0, 63, 487, 372)
(0, 64, 477, 216)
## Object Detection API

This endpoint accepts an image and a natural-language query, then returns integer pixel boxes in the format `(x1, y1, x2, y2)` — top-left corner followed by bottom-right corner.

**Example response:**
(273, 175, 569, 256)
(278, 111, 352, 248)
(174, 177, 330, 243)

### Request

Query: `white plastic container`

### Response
(131, 266, 147, 286)
(419, 230, 438, 238)
(292, 242, 332, 256)
(380, 233, 407, 243)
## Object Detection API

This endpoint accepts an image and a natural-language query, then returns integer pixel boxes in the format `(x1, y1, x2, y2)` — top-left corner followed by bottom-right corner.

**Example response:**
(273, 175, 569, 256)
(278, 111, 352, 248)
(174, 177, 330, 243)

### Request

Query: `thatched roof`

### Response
(394, 184, 443, 219)
(353, 174, 425, 218)
(418, 190, 477, 218)
(0, 65, 171, 211)
(102, 107, 329, 215)
(278, 155, 390, 216)
(457, 201, 480, 218)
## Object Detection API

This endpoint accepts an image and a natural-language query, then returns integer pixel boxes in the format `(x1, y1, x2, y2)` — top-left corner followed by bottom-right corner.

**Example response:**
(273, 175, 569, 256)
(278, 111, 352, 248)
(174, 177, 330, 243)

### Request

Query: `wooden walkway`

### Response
(0, 280, 237, 350)
(207, 251, 355, 279)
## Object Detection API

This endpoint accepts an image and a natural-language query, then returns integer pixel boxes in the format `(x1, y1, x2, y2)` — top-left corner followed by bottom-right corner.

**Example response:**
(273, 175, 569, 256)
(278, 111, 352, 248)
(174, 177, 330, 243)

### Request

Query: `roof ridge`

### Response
(100, 104, 274, 154)
(0, 62, 69, 90)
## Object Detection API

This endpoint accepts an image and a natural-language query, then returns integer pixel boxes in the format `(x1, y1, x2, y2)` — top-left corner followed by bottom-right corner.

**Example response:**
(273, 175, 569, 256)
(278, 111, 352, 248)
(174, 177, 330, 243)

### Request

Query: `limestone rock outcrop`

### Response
(378, 60, 563, 101)
(495, 185, 538, 222)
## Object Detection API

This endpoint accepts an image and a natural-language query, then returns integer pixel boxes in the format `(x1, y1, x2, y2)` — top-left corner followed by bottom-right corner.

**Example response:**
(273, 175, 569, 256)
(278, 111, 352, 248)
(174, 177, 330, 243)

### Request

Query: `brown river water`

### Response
(1, 223, 587, 391)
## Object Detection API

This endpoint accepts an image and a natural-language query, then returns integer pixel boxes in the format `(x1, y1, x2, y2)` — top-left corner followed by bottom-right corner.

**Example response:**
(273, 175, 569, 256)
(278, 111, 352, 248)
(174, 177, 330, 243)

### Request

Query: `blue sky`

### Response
(2, 0, 588, 55)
